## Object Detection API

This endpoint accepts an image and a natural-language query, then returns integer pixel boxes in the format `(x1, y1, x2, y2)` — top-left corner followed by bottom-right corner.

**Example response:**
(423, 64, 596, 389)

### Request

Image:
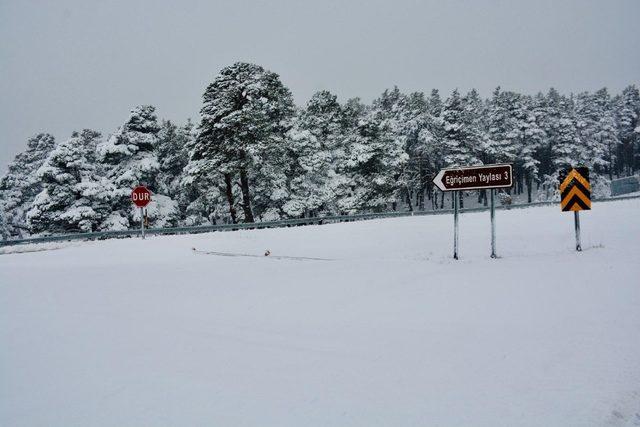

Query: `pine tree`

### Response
(98, 105, 161, 188)
(615, 85, 640, 175)
(427, 89, 443, 117)
(98, 105, 178, 229)
(574, 89, 621, 196)
(189, 62, 295, 223)
(283, 90, 346, 217)
(0, 133, 56, 237)
(519, 95, 545, 202)
(442, 89, 481, 167)
(372, 87, 413, 210)
(0, 208, 7, 240)
(439, 89, 480, 208)
(332, 98, 367, 211)
(26, 130, 112, 234)
(340, 104, 408, 213)
(535, 89, 580, 201)
(486, 87, 520, 164)
(401, 91, 433, 210)
(181, 122, 231, 225)
(551, 95, 579, 171)
(504, 93, 539, 197)
(464, 89, 488, 159)
(575, 91, 610, 174)
(423, 89, 447, 208)
(590, 88, 621, 180)
(535, 90, 556, 179)
(157, 120, 191, 198)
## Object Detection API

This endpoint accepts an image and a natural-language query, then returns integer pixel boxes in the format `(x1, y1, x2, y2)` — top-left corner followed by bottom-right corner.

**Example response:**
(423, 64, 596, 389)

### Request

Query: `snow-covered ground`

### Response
(1, 199, 639, 427)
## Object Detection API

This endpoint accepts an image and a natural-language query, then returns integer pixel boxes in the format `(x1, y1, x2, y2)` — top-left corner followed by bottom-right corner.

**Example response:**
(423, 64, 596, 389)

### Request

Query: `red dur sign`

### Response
(131, 186, 152, 208)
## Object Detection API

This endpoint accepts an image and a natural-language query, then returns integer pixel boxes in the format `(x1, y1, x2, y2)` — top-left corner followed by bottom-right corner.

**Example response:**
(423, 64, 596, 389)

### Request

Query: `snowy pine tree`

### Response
(535, 89, 580, 201)
(26, 130, 113, 234)
(340, 102, 408, 213)
(400, 91, 434, 211)
(157, 119, 191, 199)
(427, 89, 443, 117)
(0, 133, 56, 238)
(615, 85, 640, 175)
(486, 87, 520, 165)
(97, 105, 178, 229)
(283, 90, 347, 217)
(519, 95, 545, 202)
(367, 87, 412, 210)
(189, 62, 295, 223)
(551, 95, 580, 172)
(575, 91, 610, 174)
(0, 207, 7, 240)
(591, 88, 621, 180)
(442, 89, 481, 167)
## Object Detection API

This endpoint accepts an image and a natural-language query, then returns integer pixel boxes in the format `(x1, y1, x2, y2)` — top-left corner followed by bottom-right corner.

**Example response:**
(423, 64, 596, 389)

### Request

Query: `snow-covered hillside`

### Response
(1, 199, 639, 426)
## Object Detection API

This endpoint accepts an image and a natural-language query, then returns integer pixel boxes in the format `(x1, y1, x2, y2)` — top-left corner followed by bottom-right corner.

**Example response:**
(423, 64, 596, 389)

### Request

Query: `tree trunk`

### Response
(405, 190, 413, 212)
(239, 168, 254, 223)
(526, 173, 532, 204)
(224, 173, 237, 224)
(517, 171, 524, 194)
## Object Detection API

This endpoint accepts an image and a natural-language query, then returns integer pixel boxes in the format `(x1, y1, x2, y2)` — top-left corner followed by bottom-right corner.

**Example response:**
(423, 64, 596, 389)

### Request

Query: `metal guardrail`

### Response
(1, 194, 639, 248)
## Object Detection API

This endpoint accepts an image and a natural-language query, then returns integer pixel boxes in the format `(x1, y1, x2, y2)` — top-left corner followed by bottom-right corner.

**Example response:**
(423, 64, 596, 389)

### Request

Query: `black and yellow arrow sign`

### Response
(559, 167, 591, 211)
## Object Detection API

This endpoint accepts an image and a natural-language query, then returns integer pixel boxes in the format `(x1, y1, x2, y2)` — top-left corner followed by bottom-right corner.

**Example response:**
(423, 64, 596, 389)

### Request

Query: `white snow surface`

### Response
(1, 199, 640, 426)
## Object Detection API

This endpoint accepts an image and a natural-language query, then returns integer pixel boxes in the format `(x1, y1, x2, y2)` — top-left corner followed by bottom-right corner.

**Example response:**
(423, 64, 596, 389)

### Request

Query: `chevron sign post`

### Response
(559, 167, 591, 251)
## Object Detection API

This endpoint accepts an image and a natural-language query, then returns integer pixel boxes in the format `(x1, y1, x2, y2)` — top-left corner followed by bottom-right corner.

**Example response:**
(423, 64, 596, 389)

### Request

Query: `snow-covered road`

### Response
(1, 199, 639, 426)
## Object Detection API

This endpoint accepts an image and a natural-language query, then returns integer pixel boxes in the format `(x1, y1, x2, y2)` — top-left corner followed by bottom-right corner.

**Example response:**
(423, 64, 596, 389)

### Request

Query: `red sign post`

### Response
(131, 186, 152, 238)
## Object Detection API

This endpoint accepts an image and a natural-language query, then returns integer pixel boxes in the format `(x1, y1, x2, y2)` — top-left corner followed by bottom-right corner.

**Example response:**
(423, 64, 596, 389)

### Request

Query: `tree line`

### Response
(1, 62, 639, 239)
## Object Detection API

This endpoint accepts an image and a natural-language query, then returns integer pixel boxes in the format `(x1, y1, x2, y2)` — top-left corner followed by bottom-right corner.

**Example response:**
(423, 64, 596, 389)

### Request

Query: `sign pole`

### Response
(432, 164, 513, 261)
(574, 211, 581, 252)
(131, 185, 152, 239)
(490, 189, 496, 258)
(559, 167, 590, 252)
(453, 191, 459, 260)
(140, 207, 145, 239)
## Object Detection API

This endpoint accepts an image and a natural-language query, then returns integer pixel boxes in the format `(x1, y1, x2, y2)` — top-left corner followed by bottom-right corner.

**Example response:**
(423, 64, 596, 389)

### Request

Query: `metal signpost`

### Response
(433, 163, 513, 259)
(559, 167, 591, 252)
(131, 186, 152, 239)
(453, 189, 459, 259)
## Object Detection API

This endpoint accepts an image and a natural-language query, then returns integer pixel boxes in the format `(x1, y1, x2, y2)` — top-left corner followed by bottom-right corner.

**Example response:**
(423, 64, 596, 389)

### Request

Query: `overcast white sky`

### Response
(1, 0, 638, 170)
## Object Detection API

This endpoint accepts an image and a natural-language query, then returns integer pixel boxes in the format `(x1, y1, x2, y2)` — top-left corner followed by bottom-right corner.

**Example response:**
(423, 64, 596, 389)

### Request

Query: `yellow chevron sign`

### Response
(559, 167, 591, 211)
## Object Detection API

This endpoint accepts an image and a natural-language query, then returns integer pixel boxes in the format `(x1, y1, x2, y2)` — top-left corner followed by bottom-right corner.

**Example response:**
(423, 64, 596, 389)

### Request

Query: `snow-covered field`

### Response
(1, 199, 639, 427)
